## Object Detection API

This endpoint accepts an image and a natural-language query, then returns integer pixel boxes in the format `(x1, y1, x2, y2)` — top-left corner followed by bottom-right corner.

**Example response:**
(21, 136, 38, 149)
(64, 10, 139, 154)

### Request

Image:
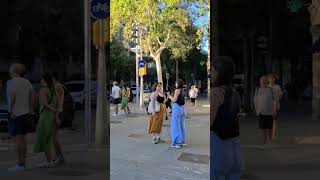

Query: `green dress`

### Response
(120, 88, 130, 110)
(34, 89, 56, 153)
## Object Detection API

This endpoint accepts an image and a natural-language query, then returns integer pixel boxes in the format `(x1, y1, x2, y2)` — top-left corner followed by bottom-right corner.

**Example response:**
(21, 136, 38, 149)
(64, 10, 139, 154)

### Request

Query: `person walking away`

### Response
(148, 82, 166, 144)
(7, 63, 35, 172)
(168, 79, 186, 149)
(268, 74, 283, 140)
(211, 57, 242, 180)
(189, 85, 198, 110)
(254, 76, 277, 146)
(164, 89, 172, 120)
(34, 73, 58, 168)
(120, 84, 131, 114)
(112, 81, 121, 116)
(52, 74, 66, 164)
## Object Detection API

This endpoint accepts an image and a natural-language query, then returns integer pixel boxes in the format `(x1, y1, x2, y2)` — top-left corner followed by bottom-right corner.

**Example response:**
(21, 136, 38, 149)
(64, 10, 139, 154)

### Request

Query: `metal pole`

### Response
(84, 0, 92, 146)
(139, 28, 144, 109)
(135, 25, 139, 106)
(95, 19, 107, 146)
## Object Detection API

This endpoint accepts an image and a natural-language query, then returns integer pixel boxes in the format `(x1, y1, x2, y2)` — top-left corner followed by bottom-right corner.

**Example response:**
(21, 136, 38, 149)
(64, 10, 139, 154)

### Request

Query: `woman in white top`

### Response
(268, 74, 283, 140)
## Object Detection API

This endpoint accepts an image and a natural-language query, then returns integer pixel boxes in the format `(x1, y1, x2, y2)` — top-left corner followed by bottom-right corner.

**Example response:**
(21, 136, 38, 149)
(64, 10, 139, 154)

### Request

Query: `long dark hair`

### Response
(213, 56, 235, 88)
(42, 73, 55, 95)
(212, 56, 236, 97)
(176, 79, 184, 89)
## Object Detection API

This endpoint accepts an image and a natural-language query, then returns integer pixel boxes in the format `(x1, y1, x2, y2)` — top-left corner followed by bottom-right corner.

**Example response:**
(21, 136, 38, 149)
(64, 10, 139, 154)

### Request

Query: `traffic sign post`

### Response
(91, 0, 109, 146)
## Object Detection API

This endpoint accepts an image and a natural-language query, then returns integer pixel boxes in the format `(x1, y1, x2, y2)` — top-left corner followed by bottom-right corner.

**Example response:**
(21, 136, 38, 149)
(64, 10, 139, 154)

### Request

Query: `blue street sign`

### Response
(91, 0, 110, 19)
(138, 60, 146, 68)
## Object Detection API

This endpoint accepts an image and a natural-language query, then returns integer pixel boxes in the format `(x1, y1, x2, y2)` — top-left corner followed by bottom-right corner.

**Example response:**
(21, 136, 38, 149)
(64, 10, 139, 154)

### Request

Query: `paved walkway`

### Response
(240, 99, 320, 179)
(110, 100, 210, 180)
(0, 111, 107, 179)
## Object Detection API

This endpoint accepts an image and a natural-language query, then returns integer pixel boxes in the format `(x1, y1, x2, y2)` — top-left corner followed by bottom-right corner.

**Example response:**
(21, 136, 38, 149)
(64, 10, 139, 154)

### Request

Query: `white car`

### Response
(131, 86, 151, 96)
(64, 81, 97, 109)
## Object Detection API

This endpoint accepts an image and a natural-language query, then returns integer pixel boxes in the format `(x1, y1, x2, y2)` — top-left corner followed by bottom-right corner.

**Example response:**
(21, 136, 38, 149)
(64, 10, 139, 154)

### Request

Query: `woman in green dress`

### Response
(34, 73, 58, 168)
(120, 84, 130, 114)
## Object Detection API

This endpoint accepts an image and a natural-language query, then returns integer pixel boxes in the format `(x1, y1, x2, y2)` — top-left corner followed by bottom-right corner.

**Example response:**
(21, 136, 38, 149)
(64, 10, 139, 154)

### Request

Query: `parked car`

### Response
(131, 85, 151, 96)
(64, 81, 97, 109)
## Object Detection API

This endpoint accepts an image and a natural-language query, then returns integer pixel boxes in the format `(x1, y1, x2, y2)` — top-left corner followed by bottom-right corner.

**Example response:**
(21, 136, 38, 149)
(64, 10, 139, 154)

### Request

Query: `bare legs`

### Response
(16, 135, 27, 166)
(263, 129, 272, 145)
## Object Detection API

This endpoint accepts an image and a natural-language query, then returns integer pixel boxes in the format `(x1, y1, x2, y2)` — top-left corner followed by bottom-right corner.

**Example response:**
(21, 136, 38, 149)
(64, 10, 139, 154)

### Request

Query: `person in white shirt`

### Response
(7, 63, 35, 172)
(112, 81, 121, 116)
(189, 85, 198, 109)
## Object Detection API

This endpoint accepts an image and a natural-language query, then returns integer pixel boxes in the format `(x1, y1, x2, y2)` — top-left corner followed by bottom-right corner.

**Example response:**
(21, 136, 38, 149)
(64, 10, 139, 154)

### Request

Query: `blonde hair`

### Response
(9, 63, 26, 77)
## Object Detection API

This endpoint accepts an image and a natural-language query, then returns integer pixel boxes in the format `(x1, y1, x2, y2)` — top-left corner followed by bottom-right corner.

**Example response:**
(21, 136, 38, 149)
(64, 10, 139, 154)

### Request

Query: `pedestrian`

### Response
(52, 73, 66, 165)
(112, 81, 121, 116)
(268, 74, 283, 140)
(210, 56, 242, 180)
(120, 84, 131, 114)
(164, 88, 172, 120)
(254, 76, 277, 146)
(148, 82, 166, 144)
(7, 63, 35, 172)
(168, 79, 186, 149)
(34, 73, 58, 168)
(189, 85, 198, 109)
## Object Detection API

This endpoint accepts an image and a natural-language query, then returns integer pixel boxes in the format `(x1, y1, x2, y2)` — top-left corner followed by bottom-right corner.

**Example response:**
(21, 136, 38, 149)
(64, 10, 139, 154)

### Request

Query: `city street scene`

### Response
(110, 0, 210, 179)
(0, 0, 108, 179)
(211, 0, 320, 179)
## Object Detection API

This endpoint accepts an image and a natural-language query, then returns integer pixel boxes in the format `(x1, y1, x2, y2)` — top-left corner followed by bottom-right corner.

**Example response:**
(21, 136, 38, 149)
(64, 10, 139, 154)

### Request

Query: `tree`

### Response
(111, 0, 196, 83)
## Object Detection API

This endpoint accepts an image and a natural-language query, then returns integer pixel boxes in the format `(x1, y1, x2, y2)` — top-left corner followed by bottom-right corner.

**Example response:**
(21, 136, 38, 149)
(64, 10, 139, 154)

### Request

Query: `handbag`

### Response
(147, 100, 160, 114)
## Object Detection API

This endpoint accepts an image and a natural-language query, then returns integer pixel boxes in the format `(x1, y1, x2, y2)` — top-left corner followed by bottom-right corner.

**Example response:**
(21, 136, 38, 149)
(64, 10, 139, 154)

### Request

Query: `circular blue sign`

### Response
(91, 0, 110, 19)
(138, 60, 146, 68)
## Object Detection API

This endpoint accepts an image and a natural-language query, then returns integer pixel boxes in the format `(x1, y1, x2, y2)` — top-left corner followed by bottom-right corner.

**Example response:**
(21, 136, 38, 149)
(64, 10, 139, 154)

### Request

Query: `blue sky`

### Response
(188, 3, 209, 53)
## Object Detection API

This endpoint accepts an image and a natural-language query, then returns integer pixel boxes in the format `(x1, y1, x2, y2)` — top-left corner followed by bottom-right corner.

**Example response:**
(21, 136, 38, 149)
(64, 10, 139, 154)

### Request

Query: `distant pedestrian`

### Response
(52, 74, 66, 165)
(254, 76, 277, 146)
(120, 84, 131, 114)
(189, 85, 198, 109)
(148, 82, 166, 144)
(34, 73, 58, 168)
(112, 81, 121, 116)
(211, 57, 242, 180)
(164, 88, 173, 120)
(168, 79, 186, 149)
(268, 74, 283, 140)
(7, 63, 35, 172)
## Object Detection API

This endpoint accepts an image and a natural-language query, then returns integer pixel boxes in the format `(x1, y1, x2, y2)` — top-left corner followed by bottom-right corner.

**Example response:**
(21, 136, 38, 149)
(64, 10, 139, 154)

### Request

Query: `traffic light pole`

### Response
(84, 0, 92, 146)
(139, 28, 144, 109)
(95, 19, 107, 146)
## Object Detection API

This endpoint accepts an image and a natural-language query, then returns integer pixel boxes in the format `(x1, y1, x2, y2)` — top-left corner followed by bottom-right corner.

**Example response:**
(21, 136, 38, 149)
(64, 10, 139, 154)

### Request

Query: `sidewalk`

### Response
(240, 100, 320, 179)
(0, 110, 107, 179)
(110, 100, 210, 180)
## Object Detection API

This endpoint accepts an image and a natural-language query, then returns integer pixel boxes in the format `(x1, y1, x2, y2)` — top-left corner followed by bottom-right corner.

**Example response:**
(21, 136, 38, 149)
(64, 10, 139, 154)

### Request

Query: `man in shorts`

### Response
(7, 63, 35, 172)
(112, 81, 121, 116)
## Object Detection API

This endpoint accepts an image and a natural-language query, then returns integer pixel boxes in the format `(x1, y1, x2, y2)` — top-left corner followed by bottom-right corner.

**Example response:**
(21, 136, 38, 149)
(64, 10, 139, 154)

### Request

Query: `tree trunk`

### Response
(154, 55, 163, 83)
(176, 60, 179, 82)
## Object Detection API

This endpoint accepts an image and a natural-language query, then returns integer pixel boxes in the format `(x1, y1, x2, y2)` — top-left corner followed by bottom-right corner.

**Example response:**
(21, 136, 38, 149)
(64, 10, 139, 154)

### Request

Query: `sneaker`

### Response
(112, 113, 119, 117)
(36, 162, 54, 168)
(181, 143, 187, 146)
(170, 144, 182, 149)
(152, 138, 158, 144)
(53, 158, 66, 165)
(8, 165, 25, 172)
(156, 137, 165, 144)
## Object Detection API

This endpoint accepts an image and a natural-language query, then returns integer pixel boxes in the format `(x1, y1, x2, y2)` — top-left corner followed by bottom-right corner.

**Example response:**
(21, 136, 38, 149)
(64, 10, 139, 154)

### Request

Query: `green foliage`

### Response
(111, 0, 197, 60)
(110, 40, 135, 81)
